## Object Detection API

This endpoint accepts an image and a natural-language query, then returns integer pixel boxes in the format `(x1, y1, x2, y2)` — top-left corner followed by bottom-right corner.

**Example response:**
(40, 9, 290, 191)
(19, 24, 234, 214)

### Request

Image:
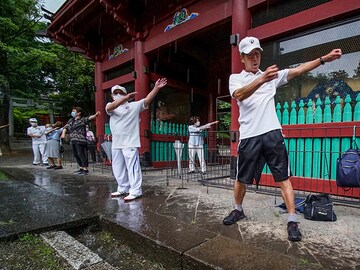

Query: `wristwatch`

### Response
(319, 57, 325, 65)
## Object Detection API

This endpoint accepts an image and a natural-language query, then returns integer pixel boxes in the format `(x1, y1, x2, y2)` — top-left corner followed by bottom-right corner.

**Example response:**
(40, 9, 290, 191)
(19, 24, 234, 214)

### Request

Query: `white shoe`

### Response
(111, 190, 128, 197)
(124, 194, 141, 201)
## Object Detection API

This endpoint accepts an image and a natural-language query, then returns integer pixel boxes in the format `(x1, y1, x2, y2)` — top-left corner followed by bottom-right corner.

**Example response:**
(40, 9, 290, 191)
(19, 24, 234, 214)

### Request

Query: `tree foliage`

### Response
(0, 0, 95, 154)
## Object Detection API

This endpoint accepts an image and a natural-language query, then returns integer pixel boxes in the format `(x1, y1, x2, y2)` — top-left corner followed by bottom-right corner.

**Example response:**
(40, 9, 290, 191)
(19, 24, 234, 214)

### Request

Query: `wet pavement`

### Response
(1, 146, 360, 269)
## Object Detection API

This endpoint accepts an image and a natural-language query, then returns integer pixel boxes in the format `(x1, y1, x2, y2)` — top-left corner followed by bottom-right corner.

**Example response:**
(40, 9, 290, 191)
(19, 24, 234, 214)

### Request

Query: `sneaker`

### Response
(124, 194, 141, 201)
(111, 190, 128, 197)
(287, 221, 302, 242)
(223, 209, 246, 225)
(54, 166, 63, 170)
(80, 170, 89, 175)
(32, 163, 40, 166)
(42, 163, 49, 166)
(187, 171, 195, 174)
(46, 165, 57, 169)
(73, 169, 83, 174)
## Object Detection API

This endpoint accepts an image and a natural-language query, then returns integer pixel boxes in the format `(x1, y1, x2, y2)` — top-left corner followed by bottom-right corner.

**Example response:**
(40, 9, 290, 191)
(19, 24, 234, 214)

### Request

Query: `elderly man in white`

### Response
(27, 118, 48, 165)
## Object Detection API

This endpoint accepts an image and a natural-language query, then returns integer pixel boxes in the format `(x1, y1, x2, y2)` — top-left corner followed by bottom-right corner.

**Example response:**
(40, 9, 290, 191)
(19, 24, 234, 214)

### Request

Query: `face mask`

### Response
(113, 94, 122, 101)
(71, 111, 76, 117)
(31, 123, 37, 127)
(195, 121, 200, 127)
(86, 128, 89, 131)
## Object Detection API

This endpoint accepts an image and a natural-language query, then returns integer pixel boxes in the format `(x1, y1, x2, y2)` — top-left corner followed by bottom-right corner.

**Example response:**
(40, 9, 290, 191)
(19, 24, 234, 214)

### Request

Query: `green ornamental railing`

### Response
(270, 94, 360, 180)
(150, 120, 208, 163)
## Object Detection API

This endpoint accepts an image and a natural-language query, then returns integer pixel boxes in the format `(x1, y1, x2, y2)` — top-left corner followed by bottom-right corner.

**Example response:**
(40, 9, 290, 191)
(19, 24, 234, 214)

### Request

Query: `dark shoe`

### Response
(287, 221, 302, 242)
(201, 171, 206, 175)
(46, 165, 56, 169)
(73, 169, 83, 174)
(54, 166, 63, 170)
(187, 171, 195, 174)
(80, 170, 89, 175)
(42, 163, 49, 166)
(223, 209, 245, 225)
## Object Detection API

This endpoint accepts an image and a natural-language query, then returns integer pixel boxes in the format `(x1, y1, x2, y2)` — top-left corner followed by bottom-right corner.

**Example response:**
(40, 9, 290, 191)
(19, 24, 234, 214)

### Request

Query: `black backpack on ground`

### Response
(303, 194, 337, 222)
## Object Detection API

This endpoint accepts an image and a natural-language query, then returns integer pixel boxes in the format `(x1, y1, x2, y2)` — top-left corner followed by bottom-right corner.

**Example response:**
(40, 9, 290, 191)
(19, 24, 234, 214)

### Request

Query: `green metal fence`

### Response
(272, 94, 360, 181)
(150, 120, 208, 162)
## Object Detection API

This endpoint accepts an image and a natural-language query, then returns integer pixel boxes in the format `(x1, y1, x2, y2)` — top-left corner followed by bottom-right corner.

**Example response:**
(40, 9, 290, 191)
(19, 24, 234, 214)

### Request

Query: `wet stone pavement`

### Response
(1, 148, 360, 269)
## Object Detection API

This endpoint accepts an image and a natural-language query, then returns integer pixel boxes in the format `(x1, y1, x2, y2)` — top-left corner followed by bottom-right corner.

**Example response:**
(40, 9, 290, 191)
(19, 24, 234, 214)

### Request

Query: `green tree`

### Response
(0, 0, 46, 153)
(0, 0, 95, 154)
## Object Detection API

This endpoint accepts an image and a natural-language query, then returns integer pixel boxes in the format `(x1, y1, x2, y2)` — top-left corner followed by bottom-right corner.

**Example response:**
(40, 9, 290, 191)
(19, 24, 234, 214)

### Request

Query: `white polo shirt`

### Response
(27, 125, 47, 144)
(106, 100, 147, 148)
(229, 69, 289, 139)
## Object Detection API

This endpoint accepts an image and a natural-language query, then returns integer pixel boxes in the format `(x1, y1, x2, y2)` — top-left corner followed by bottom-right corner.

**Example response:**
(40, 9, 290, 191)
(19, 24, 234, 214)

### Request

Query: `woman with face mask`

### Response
(188, 116, 218, 175)
(61, 107, 100, 175)
(86, 125, 97, 162)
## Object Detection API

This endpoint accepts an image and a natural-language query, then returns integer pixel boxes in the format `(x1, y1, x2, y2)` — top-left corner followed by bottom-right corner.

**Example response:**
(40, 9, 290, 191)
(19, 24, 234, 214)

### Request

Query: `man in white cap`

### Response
(224, 36, 342, 241)
(27, 118, 48, 165)
(106, 78, 167, 201)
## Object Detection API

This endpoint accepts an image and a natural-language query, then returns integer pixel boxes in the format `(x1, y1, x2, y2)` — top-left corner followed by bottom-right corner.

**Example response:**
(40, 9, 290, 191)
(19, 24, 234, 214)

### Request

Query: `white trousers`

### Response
(112, 147, 142, 196)
(32, 143, 48, 164)
(188, 144, 206, 172)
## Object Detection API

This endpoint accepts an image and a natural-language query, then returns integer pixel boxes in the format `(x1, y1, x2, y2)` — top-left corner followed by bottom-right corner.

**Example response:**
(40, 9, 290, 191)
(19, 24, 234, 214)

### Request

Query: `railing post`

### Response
(304, 99, 313, 177)
(331, 96, 342, 179)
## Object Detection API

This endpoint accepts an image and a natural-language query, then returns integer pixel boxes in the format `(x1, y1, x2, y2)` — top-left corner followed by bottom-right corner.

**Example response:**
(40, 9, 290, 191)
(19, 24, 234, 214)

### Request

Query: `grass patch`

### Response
(0, 170, 9, 181)
(0, 233, 72, 270)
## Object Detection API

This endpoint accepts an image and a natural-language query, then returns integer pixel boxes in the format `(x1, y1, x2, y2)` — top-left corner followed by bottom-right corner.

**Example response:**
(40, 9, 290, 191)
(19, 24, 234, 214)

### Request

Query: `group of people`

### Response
(26, 35, 342, 242)
(106, 36, 342, 243)
(27, 109, 99, 175)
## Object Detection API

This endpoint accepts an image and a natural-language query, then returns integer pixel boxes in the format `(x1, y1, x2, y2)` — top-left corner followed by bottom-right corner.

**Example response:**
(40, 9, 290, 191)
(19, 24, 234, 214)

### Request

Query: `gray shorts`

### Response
(236, 129, 291, 184)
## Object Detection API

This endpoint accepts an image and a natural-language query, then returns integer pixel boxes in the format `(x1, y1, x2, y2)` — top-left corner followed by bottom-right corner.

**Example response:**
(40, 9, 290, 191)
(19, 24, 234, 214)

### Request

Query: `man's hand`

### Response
(262, 65, 279, 83)
(322, 49, 342, 63)
(155, 78, 167, 89)
(126, 92, 137, 101)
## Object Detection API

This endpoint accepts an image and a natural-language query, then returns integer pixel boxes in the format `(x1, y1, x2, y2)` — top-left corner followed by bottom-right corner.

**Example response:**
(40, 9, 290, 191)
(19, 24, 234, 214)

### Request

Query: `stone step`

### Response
(40, 231, 116, 270)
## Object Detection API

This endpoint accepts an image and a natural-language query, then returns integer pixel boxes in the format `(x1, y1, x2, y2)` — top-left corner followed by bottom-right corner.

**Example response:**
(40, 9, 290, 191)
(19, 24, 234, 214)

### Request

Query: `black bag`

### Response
(59, 145, 64, 153)
(336, 146, 360, 188)
(304, 194, 337, 221)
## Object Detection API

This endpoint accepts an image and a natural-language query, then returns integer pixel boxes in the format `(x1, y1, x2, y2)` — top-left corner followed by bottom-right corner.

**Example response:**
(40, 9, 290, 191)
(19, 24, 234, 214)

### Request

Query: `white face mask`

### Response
(195, 121, 200, 127)
(71, 111, 76, 118)
(31, 123, 37, 127)
(113, 94, 123, 101)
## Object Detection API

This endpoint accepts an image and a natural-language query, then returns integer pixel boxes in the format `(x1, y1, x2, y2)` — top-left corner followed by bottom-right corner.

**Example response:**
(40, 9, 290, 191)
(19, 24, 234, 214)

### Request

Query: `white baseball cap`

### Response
(111, 85, 127, 94)
(239, 37, 263, 54)
(29, 118, 37, 123)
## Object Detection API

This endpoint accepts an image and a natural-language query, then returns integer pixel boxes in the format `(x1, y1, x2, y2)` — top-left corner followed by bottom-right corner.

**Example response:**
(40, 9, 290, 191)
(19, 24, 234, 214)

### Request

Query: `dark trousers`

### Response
(87, 143, 96, 162)
(72, 143, 88, 167)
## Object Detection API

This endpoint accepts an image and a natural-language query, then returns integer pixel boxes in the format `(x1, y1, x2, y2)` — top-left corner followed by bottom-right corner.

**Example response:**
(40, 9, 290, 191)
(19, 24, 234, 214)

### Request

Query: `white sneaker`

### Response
(111, 190, 128, 197)
(124, 194, 141, 201)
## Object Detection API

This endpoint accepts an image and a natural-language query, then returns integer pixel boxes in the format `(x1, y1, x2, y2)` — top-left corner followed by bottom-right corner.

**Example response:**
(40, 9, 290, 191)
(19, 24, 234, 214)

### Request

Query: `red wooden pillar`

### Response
(230, 0, 250, 177)
(207, 93, 217, 163)
(95, 62, 105, 138)
(134, 38, 151, 164)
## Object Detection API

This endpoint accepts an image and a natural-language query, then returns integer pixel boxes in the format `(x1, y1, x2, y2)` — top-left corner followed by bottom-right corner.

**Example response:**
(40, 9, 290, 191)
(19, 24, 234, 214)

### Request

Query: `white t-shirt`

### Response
(27, 125, 47, 144)
(105, 100, 147, 148)
(229, 69, 289, 139)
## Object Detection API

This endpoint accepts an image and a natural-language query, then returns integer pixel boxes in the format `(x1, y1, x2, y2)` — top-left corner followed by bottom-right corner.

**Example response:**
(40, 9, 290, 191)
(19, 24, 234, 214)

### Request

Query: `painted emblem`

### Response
(164, 8, 199, 32)
(109, 44, 128, 60)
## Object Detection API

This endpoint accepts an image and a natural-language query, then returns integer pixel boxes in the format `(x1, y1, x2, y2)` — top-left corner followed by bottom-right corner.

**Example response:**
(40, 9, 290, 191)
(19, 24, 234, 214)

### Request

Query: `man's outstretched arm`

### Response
(287, 49, 342, 81)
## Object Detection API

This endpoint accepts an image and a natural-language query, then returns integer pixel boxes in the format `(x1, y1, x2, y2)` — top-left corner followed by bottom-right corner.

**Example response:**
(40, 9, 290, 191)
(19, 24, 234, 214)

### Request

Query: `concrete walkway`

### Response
(1, 147, 360, 269)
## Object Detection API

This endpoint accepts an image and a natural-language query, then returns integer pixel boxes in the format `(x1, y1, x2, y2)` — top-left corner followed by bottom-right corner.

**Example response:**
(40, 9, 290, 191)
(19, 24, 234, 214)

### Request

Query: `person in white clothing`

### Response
(223, 36, 342, 242)
(106, 78, 167, 201)
(27, 118, 48, 165)
(188, 116, 218, 174)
